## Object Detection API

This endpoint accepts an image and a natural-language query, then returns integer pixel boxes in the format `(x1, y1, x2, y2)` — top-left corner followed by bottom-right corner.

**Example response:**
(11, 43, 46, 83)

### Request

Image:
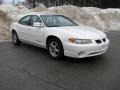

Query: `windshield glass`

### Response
(40, 15, 77, 27)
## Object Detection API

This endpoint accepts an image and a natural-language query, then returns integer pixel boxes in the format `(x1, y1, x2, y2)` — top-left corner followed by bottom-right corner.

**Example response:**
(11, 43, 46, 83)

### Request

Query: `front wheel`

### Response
(48, 38, 64, 59)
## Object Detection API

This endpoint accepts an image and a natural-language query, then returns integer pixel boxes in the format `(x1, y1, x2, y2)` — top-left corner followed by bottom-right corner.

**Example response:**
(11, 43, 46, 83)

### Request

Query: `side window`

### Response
(19, 16, 31, 26)
(30, 15, 42, 26)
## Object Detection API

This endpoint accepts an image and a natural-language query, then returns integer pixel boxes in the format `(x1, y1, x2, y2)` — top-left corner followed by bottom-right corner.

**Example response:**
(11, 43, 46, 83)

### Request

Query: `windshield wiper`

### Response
(48, 25, 60, 27)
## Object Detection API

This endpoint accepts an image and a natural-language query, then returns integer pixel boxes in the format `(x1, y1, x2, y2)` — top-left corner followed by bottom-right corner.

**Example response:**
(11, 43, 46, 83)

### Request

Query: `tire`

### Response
(12, 32, 21, 45)
(48, 38, 64, 59)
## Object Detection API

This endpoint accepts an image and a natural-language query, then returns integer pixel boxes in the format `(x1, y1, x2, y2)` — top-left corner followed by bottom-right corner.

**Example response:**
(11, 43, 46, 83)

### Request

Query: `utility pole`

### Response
(13, 0, 15, 5)
(33, 0, 36, 8)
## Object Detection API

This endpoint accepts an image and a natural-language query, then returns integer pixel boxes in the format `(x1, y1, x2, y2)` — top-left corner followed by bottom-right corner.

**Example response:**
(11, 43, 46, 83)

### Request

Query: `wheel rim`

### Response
(49, 41, 60, 57)
(13, 34, 17, 43)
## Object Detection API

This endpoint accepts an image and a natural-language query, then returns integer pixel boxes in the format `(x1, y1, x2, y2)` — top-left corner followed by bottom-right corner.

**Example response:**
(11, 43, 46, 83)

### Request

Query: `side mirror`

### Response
(33, 22, 44, 28)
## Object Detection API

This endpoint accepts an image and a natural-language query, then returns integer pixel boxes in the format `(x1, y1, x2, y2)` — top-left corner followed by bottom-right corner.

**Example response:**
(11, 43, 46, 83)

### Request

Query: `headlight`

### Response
(68, 38, 92, 44)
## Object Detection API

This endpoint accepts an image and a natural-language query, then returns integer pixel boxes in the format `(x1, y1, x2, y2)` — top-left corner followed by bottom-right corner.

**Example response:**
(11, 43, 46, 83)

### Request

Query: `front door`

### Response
(28, 15, 45, 46)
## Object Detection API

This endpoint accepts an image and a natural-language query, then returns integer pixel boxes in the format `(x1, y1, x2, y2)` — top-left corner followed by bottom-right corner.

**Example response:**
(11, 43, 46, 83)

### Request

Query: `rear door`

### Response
(16, 15, 31, 41)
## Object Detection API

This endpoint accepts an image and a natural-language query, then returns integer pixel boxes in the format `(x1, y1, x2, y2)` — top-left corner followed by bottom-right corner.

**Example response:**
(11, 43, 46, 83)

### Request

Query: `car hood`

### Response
(47, 26, 106, 39)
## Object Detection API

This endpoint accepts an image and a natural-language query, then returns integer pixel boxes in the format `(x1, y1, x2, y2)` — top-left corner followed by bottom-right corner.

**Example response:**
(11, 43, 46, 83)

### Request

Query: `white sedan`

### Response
(10, 12, 109, 59)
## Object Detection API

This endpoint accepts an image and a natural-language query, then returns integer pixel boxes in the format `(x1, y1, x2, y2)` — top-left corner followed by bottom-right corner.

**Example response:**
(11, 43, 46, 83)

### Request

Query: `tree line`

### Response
(26, 0, 120, 8)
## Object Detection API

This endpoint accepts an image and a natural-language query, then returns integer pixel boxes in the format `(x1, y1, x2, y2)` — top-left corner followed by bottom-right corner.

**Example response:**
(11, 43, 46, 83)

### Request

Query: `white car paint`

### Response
(10, 12, 109, 58)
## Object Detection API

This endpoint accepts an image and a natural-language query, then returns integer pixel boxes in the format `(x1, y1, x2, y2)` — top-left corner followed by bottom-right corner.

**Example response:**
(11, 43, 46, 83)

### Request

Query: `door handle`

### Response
(28, 29, 31, 30)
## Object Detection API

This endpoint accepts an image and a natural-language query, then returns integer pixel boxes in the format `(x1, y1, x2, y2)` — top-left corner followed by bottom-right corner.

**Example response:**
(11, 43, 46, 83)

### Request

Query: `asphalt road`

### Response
(0, 32, 120, 90)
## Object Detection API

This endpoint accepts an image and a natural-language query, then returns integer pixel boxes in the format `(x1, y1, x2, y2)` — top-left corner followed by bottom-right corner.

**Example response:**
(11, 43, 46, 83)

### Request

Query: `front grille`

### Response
(95, 40, 102, 44)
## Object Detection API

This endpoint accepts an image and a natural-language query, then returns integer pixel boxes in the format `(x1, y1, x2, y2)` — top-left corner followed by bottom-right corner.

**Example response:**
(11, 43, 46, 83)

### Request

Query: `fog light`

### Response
(78, 51, 85, 56)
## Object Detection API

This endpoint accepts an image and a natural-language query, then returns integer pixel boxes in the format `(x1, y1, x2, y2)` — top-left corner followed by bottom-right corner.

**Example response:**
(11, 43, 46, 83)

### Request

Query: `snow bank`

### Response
(0, 10, 11, 40)
(31, 5, 49, 12)
(0, 5, 30, 40)
(49, 5, 120, 32)
(1, 5, 120, 40)
(49, 6, 105, 31)
(0, 5, 48, 40)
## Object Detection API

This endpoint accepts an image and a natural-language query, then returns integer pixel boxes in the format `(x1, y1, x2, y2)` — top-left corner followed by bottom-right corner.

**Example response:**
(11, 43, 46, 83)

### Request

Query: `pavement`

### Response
(0, 32, 120, 90)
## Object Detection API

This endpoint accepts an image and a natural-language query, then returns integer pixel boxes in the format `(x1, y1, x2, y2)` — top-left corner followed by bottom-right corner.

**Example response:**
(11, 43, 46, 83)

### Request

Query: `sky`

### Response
(3, 0, 26, 4)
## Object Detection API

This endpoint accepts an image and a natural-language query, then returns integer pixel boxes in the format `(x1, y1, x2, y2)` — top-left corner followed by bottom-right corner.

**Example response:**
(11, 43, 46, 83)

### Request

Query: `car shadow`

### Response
(10, 42, 108, 74)
(17, 42, 107, 66)
(58, 55, 106, 64)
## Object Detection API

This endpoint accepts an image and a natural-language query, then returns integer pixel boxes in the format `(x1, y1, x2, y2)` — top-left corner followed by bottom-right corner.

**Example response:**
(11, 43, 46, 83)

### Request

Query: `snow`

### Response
(31, 6, 49, 12)
(49, 5, 120, 32)
(0, 5, 120, 40)
(0, 5, 30, 40)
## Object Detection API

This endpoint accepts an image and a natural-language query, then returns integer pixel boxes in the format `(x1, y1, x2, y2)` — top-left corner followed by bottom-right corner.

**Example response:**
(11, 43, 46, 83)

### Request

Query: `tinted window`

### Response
(19, 16, 31, 26)
(30, 15, 42, 26)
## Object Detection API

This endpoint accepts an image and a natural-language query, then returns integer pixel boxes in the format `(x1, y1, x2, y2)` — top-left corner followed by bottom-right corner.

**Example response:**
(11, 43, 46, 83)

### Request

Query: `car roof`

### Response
(19, 11, 62, 20)
(23, 11, 58, 16)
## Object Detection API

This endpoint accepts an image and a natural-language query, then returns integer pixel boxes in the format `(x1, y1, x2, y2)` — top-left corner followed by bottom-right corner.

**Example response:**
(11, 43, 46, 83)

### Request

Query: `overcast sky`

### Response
(3, 0, 25, 4)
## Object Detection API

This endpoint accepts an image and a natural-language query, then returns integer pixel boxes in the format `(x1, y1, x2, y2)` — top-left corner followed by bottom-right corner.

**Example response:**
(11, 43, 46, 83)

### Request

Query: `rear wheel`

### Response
(12, 32, 21, 45)
(48, 38, 64, 59)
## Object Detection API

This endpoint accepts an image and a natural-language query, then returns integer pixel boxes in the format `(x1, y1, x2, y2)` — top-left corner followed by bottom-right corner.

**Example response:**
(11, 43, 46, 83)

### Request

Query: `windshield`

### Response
(40, 15, 77, 27)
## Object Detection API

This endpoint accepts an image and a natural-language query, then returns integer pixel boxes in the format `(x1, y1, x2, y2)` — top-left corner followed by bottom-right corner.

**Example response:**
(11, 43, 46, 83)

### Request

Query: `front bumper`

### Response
(63, 39, 109, 58)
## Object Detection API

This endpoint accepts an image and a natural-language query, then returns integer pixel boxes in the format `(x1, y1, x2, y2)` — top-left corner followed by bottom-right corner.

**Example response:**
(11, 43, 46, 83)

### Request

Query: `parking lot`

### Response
(0, 32, 120, 90)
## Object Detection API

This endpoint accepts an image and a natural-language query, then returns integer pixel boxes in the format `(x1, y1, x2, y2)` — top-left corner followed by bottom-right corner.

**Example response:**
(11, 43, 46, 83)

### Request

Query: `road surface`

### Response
(0, 32, 120, 90)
